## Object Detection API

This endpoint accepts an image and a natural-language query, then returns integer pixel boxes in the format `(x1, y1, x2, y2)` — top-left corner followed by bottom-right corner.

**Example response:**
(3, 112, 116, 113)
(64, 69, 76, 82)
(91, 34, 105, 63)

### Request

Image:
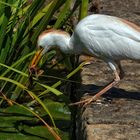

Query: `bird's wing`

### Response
(75, 16, 140, 59)
(76, 14, 140, 42)
(87, 20, 140, 42)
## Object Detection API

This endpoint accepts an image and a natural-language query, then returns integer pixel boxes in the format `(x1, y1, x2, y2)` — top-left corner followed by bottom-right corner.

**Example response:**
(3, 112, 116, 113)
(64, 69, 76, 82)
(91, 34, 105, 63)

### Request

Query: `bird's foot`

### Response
(69, 95, 97, 107)
(29, 65, 44, 78)
(70, 80, 119, 107)
(83, 97, 96, 106)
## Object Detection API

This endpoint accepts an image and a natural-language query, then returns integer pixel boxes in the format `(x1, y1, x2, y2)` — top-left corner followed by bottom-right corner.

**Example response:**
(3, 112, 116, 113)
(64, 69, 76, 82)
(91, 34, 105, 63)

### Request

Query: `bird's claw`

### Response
(83, 61, 93, 66)
(83, 98, 95, 107)
(69, 96, 96, 107)
(28, 65, 44, 88)
(29, 65, 44, 78)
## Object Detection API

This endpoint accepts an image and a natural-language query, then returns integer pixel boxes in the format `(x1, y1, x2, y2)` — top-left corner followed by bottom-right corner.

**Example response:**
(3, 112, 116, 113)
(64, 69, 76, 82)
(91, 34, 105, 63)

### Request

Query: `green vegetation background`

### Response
(0, 0, 88, 139)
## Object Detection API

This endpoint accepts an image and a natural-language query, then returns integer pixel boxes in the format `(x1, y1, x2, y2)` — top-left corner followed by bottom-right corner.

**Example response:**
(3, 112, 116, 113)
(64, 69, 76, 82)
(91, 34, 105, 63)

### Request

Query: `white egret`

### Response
(30, 14, 140, 105)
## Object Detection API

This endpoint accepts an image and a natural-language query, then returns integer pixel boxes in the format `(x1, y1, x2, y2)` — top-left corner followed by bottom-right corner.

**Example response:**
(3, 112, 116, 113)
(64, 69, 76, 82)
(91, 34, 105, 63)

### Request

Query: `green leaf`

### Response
(0, 76, 57, 132)
(31, 1, 53, 28)
(37, 82, 63, 96)
(0, 102, 61, 140)
(43, 100, 71, 120)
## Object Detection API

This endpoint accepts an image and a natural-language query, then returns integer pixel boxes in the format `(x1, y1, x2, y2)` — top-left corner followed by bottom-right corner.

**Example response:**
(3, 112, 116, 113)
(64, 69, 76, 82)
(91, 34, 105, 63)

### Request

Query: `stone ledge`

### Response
(75, 0, 140, 139)
(76, 59, 140, 140)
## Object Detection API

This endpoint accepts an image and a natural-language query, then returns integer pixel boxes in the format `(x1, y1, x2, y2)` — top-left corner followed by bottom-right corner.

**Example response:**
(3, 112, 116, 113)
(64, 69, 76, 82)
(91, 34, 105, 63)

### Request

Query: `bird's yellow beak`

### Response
(30, 48, 44, 68)
(29, 48, 44, 86)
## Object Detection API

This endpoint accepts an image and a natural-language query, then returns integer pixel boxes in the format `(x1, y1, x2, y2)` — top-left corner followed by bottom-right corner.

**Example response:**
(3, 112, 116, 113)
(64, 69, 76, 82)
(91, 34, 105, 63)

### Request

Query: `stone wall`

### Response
(76, 0, 140, 140)
(92, 0, 140, 24)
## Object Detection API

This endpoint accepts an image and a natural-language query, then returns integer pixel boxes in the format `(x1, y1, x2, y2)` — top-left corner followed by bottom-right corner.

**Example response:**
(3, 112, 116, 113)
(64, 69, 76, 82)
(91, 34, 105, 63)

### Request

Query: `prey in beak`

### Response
(28, 48, 44, 87)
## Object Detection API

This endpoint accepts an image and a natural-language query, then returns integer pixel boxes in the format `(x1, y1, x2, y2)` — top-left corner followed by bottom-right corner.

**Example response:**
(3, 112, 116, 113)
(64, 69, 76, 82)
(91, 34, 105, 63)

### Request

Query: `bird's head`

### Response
(29, 29, 70, 73)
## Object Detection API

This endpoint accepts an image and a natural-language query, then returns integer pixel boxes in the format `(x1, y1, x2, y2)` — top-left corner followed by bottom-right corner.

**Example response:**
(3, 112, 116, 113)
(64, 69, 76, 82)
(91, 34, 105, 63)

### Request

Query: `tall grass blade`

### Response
(1, 51, 35, 77)
(54, 0, 72, 28)
(31, 0, 66, 43)
(79, 0, 88, 20)
(39, 62, 85, 97)
(0, 76, 57, 132)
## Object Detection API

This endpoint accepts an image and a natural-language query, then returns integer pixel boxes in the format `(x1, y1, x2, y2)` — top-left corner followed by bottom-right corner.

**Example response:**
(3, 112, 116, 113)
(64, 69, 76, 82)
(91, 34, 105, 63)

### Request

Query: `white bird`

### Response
(30, 14, 140, 105)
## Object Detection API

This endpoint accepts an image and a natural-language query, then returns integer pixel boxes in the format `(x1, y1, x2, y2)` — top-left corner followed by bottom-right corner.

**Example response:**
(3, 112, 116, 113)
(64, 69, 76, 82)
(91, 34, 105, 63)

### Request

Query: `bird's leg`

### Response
(70, 70, 120, 106)
(69, 61, 122, 106)
(117, 61, 125, 79)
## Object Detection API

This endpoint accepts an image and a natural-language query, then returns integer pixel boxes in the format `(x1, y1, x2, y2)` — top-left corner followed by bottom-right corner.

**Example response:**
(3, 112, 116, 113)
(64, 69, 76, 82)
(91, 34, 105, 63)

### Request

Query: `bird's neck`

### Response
(47, 33, 74, 54)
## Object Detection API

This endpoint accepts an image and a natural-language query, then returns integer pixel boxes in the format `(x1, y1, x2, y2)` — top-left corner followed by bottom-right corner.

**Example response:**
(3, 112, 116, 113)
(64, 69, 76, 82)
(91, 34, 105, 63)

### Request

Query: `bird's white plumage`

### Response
(70, 14, 140, 60)
(38, 14, 140, 72)
(38, 32, 71, 54)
